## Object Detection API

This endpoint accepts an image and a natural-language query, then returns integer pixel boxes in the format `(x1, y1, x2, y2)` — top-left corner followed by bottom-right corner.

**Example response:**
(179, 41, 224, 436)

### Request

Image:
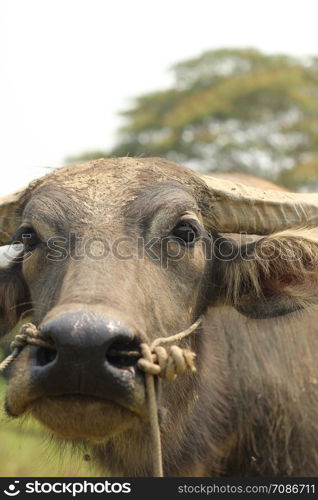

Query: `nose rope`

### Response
(0, 317, 202, 477)
(0, 323, 47, 372)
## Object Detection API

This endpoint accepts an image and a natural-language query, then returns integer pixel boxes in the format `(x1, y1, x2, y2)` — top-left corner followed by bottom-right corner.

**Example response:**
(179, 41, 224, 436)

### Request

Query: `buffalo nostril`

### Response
(36, 345, 57, 367)
(106, 339, 140, 369)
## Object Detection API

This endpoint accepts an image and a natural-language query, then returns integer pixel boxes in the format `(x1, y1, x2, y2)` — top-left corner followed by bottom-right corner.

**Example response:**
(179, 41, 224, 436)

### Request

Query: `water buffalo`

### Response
(1, 157, 318, 476)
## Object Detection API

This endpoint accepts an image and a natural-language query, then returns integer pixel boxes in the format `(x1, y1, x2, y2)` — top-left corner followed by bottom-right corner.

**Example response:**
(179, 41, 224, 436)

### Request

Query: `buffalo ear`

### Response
(0, 187, 27, 245)
(219, 232, 318, 319)
(0, 245, 29, 335)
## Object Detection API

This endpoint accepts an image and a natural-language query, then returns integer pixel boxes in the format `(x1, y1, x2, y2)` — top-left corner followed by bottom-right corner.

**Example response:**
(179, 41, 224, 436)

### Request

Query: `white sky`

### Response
(0, 0, 318, 195)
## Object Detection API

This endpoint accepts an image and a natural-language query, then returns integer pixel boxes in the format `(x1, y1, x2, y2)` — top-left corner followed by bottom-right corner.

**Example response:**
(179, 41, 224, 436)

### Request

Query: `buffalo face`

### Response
(1, 158, 210, 442)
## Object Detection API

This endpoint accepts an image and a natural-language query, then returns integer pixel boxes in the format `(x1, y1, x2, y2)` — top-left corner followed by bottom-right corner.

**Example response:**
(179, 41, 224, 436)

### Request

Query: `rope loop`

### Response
(0, 323, 54, 373)
(137, 344, 196, 381)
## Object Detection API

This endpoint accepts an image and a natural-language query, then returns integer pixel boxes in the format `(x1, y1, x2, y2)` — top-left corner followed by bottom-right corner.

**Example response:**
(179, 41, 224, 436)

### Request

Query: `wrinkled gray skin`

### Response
(1, 158, 318, 476)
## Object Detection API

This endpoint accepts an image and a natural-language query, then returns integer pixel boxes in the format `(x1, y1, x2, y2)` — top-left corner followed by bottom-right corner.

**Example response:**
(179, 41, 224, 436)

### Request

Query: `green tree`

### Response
(77, 49, 318, 190)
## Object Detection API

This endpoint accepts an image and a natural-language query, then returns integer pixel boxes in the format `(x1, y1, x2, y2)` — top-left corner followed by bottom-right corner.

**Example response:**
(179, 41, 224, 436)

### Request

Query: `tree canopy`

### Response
(77, 48, 318, 190)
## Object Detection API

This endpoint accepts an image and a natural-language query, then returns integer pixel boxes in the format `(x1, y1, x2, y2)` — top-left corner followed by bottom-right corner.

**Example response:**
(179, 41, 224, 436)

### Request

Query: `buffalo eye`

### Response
(171, 221, 199, 245)
(16, 227, 42, 250)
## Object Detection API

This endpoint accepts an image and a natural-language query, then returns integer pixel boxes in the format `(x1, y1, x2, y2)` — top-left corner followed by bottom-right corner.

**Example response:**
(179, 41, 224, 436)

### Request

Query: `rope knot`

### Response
(0, 323, 54, 374)
(10, 323, 39, 350)
(137, 344, 196, 381)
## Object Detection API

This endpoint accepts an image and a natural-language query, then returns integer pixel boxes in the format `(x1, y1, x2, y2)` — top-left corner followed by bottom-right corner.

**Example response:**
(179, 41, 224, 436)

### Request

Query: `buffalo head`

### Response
(1, 157, 318, 475)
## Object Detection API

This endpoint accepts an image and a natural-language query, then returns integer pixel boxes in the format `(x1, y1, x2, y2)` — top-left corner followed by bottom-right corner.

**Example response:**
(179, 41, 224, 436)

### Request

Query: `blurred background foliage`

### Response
(73, 48, 318, 191)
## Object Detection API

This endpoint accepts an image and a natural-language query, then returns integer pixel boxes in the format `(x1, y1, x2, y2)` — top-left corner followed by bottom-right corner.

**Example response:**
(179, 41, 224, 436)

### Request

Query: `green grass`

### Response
(0, 378, 100, 477)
